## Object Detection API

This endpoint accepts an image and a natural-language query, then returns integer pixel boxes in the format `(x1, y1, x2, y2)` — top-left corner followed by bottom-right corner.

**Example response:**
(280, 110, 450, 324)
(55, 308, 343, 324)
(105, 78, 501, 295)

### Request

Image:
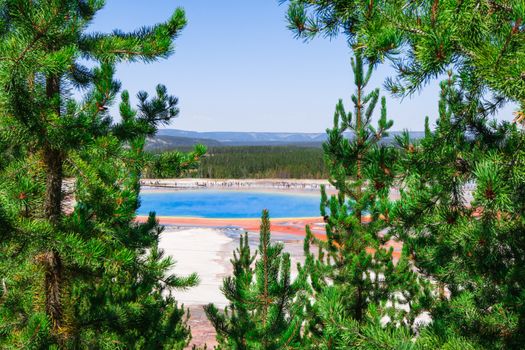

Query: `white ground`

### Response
(158, 225, 311, 349)
(158, 226, 305, 307)
(159, 227, 235, 307)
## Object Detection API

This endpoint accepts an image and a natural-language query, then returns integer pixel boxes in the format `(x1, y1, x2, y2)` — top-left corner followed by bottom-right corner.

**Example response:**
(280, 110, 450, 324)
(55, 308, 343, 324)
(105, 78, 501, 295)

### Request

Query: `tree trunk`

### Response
(40, 249, 63, 332)
(355, 283, 363, 322)
(356, 83, 363, 224)
(44, 146, 63, 223)
(42, 75, 65, 341)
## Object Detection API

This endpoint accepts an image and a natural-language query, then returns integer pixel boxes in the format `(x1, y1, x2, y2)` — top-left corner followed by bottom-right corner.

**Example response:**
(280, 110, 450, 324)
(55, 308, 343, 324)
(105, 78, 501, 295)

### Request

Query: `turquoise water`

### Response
(138, 190, 321, 218)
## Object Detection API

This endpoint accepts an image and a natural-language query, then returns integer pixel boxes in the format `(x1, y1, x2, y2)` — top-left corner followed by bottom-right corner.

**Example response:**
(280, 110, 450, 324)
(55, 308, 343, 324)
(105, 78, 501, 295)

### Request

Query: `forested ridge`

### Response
(145, 146, 328, 179)
(197, 146, 327, 179)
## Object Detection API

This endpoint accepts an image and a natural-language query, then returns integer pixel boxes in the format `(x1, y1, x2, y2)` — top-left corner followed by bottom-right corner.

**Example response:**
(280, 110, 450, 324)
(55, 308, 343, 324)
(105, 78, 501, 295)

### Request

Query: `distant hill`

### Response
(146, 129, 425, 151)
(156, 129, 326, 146)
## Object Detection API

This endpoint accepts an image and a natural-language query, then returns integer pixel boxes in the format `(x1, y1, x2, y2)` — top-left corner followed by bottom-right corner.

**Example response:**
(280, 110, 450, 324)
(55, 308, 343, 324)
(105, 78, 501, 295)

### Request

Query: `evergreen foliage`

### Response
(189, 146, 327, 180)
(144, 145, 207, 179)
(0, 1, 521, 349)
(283, 2, 525, 348)
(394, 73, 525, 349)
(300, 49, 430, 349)
(0, 2, 201, 348)
(283, 0, 525, 110)
(144, 145, 327, 179)
(204, 210, 307, 350)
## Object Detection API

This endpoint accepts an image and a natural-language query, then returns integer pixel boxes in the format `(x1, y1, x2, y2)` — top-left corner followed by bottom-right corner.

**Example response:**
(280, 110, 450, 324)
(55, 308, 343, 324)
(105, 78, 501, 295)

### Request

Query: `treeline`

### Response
(144, 146, 327, 179)
(193, 146, 327, 179)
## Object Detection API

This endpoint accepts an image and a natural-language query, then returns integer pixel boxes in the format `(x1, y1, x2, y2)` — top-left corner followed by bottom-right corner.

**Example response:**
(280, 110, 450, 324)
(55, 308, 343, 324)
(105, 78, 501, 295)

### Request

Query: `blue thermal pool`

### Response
(138, 190, 321, 219)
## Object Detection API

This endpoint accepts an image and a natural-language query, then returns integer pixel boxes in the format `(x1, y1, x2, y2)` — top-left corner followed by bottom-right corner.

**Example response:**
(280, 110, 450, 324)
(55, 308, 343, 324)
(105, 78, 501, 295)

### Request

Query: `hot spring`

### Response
(138, 190, 321, 219)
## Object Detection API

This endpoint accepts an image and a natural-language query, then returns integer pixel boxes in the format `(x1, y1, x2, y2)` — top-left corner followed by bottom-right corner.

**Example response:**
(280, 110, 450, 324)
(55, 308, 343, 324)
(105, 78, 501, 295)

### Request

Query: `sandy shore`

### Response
(160, 227, 234, 348)
(160, 227, 234, 307)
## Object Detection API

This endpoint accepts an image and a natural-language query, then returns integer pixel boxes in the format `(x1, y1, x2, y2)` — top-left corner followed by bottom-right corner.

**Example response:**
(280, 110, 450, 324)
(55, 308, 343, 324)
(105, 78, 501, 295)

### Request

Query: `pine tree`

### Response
(144, 145, 207, 179)
(283, 0, 525, 110)
(284, 3, 525, 348)
(204, 210, 307, 350)
(300, 49, 430, 349)
(394, 73, 525, 349)
(0, 2, 202, 348)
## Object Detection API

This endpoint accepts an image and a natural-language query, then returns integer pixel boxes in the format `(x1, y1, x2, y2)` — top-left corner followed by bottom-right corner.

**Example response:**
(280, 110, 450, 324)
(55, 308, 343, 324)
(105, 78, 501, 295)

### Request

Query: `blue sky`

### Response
(89, 1, 514, 132)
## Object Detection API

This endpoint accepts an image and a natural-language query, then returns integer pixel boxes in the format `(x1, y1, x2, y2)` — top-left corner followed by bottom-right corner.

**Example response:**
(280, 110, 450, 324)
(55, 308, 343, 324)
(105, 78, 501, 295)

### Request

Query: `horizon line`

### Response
(159, 128, 425, 133)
